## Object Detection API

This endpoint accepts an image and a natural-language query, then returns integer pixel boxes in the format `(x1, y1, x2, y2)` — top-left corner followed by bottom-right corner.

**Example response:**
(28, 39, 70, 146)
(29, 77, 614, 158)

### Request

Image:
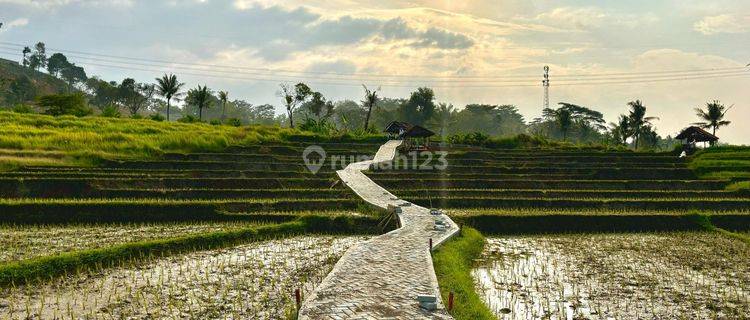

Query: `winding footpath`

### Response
(299, 140, 460, 319)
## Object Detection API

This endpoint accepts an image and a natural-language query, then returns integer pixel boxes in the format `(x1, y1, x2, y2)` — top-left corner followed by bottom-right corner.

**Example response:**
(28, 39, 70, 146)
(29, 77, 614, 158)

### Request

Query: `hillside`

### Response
(0, 58, 71, 106)
(0, 111, 384, 170)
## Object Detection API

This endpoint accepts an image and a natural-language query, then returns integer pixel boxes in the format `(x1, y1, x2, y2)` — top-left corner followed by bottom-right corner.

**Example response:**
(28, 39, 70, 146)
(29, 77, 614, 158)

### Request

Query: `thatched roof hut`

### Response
(383, 121, 411, 136)
(383, 121, 435, 139)
(676, 126, 719, 143)
(383, 121, 435, 150)
(402, 125, 435, 138)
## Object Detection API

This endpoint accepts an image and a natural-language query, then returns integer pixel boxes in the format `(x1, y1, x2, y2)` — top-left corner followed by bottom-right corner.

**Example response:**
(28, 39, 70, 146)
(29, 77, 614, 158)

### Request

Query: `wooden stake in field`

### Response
(448, 291, 454, 311)
(295, 288, 301, 310)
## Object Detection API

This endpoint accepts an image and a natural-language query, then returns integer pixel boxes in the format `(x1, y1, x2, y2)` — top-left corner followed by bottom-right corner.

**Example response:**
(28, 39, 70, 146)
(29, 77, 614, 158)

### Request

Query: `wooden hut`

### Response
(383, 121, 435, 150)
(675, 126, 719, 152)
(383, 121, 412, 138)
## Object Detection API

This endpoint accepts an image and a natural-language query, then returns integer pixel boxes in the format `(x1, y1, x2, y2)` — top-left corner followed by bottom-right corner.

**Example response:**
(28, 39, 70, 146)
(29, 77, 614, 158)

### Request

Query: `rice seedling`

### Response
(0, 236, 366, 319)
(472, 232, 750, 319)
(0, 221, 263, 263)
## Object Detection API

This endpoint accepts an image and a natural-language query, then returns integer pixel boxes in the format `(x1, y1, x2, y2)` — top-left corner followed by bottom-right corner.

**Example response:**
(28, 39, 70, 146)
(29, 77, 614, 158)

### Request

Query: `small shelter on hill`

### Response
(676, 126, 719, 152)
(383, 121, 412, 138)
(383, 121, 435, 150)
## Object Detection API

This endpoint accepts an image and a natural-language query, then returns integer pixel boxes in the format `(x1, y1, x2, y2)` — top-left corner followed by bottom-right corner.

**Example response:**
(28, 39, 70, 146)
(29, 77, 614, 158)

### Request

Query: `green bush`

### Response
(149, 113, 165, 121)
(101, 105, 121, 118)
(448, 132, 489, 146)
(178, 114, 200, 123)
(299, 118, 337, 134)
(38, 93, 93, 117)
(210, 119, 221, 125)
(11, 103, 34, 114)
(226, 118, 243, 127)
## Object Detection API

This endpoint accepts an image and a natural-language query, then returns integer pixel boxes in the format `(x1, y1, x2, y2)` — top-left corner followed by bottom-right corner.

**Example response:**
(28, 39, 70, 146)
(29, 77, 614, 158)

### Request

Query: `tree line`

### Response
(1, 42, 734, 150)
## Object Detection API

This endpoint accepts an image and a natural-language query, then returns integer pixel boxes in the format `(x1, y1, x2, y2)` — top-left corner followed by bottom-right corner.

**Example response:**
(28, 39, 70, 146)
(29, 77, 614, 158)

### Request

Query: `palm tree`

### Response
(218, 91, 229, 122)
(426, 103, 457, 137)
(192, 85, 212, 121)
(610, 114, 632, 145)
(362, 85, 380, 131)
(694, 100, 732, 139)
(627, 100, 658, 150)
(541, 106, 573, 141)
(155, 74, 185, 121)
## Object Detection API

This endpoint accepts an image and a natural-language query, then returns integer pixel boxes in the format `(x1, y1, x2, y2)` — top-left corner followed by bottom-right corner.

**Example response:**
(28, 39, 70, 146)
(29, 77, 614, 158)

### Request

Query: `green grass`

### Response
(432, 227, 495, 320)
(727, 181, 750, 191)
(449, 208, 750, 234)
(687, 212, 750, 245)
(690, 146, 750, 185)
(0, 111, 384, 168)
(0, 214, 387, 286)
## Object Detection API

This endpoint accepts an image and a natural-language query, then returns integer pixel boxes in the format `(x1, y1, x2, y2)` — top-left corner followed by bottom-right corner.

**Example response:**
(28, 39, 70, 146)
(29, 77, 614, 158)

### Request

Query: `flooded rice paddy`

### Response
(473, 232, 749, 319)
(0, 221, 263, 263)
(0, 236, 365, 319)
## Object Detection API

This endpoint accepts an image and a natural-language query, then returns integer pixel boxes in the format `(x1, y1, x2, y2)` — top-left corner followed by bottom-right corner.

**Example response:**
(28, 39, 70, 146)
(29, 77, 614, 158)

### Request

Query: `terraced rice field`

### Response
(391, 146, 749, 319)
(371, 148, 750, 218)
(0, 236, 364, 319)
(0, 221, 262, 262)
(473, 232, 750, 319)
(0, 142, 384, 223)
(1, 140, 748, 319)
(0, 142, 387, 319)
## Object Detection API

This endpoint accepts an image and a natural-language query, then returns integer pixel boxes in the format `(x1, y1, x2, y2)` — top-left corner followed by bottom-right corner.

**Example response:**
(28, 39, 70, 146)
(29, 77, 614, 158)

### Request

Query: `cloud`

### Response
(304, 59, 358, 74)
(694, 14, 750, 35)
(304, 16, 383, 46)
(632, 48, 743, 70)
(525, 7, 659, 31)
(411, 27, 474, 49)
(381, 18, 417, 39)
(0, 18, 28, 32)
(252, 14, 475, 59)
(0, 0, 132, 9)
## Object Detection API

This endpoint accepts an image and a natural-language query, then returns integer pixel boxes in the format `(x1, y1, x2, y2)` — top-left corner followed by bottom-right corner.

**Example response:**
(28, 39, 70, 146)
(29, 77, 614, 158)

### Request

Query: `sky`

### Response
(0, 0, 748, 143)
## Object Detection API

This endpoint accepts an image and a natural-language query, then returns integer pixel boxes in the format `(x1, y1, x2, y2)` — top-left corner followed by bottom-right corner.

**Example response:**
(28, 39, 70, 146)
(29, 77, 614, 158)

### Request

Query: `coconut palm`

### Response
(609, 114, 632, 145)
(155, 74, 185, 121)
(218, 91, 229, 122)
(693, 100, 732, 139)
(191, 85, 212, 121)
(362, 85, 380, 131)
(627, 100, 658, 150)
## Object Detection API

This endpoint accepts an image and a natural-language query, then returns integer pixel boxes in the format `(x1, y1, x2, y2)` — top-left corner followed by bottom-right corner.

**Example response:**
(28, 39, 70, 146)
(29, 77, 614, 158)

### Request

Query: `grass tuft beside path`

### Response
(432, 227, 495, 320)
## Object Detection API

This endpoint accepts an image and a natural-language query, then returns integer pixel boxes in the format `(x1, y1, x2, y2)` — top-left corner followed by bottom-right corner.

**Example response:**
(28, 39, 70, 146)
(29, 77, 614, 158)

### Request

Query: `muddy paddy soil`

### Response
(473, 232, 749, 319)
(0, 236, 365, 319)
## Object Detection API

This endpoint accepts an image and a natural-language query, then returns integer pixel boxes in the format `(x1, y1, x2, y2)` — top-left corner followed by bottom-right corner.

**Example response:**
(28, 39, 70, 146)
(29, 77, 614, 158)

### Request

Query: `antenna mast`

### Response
(543, 65, 550, 109)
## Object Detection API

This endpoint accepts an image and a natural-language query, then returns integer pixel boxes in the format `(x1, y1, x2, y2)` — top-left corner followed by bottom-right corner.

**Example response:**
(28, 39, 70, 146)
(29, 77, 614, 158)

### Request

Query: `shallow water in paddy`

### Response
(473, 232, 750, 319)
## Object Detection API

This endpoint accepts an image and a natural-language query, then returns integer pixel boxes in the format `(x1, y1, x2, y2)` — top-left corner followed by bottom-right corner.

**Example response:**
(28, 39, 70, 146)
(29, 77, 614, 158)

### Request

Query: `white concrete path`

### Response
(299, 140, 460, 319)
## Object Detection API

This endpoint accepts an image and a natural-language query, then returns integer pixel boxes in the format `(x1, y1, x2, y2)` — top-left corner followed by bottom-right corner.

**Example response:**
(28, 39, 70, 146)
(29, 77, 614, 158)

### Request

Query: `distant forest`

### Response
(1, 42, 734, 151)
